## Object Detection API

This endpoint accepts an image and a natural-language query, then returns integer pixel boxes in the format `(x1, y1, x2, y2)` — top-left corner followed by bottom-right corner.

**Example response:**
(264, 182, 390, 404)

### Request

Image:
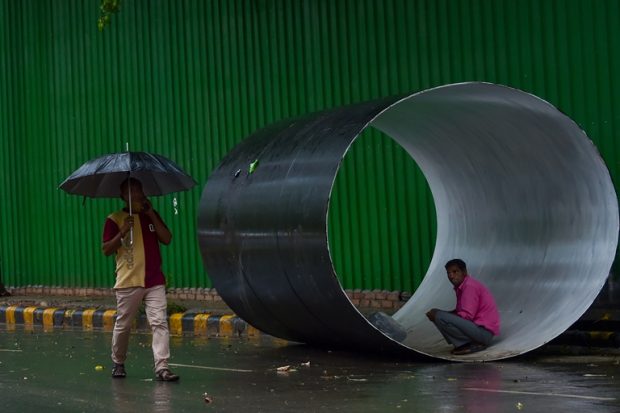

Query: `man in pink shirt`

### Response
(426, 259, 500, 355)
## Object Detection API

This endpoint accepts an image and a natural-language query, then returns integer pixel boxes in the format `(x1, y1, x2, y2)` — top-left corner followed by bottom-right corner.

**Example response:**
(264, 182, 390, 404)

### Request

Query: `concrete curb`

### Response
(550, 330, 620, 348)
(2, 304, 618, 348)
(0, 305, 263, 339)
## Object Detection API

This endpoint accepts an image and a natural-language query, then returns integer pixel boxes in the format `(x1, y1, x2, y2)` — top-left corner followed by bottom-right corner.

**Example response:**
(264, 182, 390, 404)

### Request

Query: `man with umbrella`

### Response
(102, 177, 179, 381)
(61, 151, 196, 382)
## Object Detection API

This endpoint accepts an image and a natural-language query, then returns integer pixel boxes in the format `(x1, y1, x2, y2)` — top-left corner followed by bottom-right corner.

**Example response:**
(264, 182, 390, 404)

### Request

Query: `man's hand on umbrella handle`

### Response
(120, 216, 134, 237)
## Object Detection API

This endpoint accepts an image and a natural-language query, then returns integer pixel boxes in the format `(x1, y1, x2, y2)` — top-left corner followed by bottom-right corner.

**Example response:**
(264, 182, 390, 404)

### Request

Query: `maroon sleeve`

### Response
(103, 218, 120, 242)
(154, 210, 169, 229)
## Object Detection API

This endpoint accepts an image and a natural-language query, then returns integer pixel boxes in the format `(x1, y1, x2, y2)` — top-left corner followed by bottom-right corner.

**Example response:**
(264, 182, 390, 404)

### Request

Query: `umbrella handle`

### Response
(128, 172, 134, 246)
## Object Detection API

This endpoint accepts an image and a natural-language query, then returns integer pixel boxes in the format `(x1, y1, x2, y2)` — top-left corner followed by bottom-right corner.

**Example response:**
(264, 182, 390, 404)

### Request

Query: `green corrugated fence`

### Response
(1, 0, 619, 292)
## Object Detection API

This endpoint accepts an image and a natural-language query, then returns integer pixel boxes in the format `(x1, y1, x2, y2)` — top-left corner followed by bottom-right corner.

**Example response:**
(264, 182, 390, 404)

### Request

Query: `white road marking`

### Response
(463, 387, 616, 401)
(169, 363, 253, 373)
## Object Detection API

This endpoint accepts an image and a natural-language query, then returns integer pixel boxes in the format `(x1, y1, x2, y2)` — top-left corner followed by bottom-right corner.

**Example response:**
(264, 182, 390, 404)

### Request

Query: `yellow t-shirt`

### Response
(107, 210, 147, 288)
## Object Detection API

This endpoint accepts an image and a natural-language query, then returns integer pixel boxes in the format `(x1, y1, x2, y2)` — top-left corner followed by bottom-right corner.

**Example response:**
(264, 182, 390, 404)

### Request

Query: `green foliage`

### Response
(167, 302, 188, 314)
(98, 0, 122, 31)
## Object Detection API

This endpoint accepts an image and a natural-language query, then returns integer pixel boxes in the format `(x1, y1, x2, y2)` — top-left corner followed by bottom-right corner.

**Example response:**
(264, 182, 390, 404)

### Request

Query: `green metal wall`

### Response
(1, 0, 619, 291)
(329, 130, 436, 292)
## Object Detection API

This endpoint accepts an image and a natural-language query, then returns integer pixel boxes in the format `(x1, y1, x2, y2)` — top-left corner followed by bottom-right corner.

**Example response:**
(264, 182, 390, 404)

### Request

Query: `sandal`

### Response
(155, 369, 180, 382)
(112, 363, 127, 378)
(450, 343, 471, 354)
(452, 342, 487, 355)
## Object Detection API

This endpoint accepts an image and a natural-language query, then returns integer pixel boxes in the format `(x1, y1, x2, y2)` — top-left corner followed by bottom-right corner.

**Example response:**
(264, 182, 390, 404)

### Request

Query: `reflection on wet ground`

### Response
(0, 326, 618, 412)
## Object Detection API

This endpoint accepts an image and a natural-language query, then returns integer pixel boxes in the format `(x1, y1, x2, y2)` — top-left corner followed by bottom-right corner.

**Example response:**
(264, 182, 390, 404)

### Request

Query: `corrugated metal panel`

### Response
(328, 130, 436, 292)
(1, 0, 619, 291)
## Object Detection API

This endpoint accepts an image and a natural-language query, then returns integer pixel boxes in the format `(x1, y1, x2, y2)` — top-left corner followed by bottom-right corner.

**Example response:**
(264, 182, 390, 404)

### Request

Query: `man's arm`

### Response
(455, 287, 480, 321)
(102, 216, 133, 256)
(144, 201, 172, 245)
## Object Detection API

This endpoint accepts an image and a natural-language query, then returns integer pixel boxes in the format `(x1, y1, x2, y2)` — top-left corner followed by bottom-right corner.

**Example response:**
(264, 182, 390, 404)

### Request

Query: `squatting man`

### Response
(426, 259, 500, 355)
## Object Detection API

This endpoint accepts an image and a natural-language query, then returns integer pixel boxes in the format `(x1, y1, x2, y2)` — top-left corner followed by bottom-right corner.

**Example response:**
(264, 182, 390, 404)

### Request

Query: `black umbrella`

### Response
(59, 151, 196, 198)
(59, 151, 197, 244)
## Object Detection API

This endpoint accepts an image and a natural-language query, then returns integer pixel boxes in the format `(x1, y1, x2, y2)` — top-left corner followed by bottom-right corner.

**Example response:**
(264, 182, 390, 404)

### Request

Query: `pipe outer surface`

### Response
(197, 82, 619, 361)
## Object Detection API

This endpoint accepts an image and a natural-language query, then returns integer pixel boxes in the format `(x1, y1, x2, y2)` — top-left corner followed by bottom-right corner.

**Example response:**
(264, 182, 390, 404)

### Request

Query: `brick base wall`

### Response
(6, 286, 412, 312)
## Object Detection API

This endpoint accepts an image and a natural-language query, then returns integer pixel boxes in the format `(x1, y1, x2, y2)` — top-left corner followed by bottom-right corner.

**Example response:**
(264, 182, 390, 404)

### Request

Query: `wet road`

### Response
(0, 326, 618, 412)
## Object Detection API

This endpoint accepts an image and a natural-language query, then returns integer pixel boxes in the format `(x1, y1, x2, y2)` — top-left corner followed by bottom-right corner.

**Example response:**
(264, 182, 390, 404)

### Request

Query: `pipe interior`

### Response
(364, 83, 618, 360)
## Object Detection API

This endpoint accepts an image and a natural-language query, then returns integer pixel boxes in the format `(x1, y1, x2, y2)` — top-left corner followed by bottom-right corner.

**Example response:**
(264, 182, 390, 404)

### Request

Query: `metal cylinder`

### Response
(198, 83, 618, 361)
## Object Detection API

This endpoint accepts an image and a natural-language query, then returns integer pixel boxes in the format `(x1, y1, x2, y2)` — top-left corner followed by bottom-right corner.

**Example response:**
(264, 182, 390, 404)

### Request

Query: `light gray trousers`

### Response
(432, 310, 493, 348)
(111, 285, 170, 373)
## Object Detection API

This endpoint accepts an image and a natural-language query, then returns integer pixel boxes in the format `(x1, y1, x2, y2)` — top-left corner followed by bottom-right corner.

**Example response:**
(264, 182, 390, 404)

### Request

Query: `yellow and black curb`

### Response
(2, 305, 618, 347)
(553, 329, 619, 347)
(550, 310, 620, 347)
(0, 305, 263, 338)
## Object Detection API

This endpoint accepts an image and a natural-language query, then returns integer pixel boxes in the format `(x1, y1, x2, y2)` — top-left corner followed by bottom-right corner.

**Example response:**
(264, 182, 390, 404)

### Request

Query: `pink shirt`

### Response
(454, 275, 500, 335)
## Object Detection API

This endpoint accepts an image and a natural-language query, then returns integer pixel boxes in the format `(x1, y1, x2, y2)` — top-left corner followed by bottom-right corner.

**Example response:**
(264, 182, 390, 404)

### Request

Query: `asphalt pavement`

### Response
(0, 326, 619, 413)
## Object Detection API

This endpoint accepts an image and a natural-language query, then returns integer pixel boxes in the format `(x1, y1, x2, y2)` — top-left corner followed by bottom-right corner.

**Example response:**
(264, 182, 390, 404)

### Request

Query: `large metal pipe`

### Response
(198, 83, 618, 361)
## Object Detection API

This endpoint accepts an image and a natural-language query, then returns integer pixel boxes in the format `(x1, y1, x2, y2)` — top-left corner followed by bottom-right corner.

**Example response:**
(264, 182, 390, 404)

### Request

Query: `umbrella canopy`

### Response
(59, 152, 196, 198)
